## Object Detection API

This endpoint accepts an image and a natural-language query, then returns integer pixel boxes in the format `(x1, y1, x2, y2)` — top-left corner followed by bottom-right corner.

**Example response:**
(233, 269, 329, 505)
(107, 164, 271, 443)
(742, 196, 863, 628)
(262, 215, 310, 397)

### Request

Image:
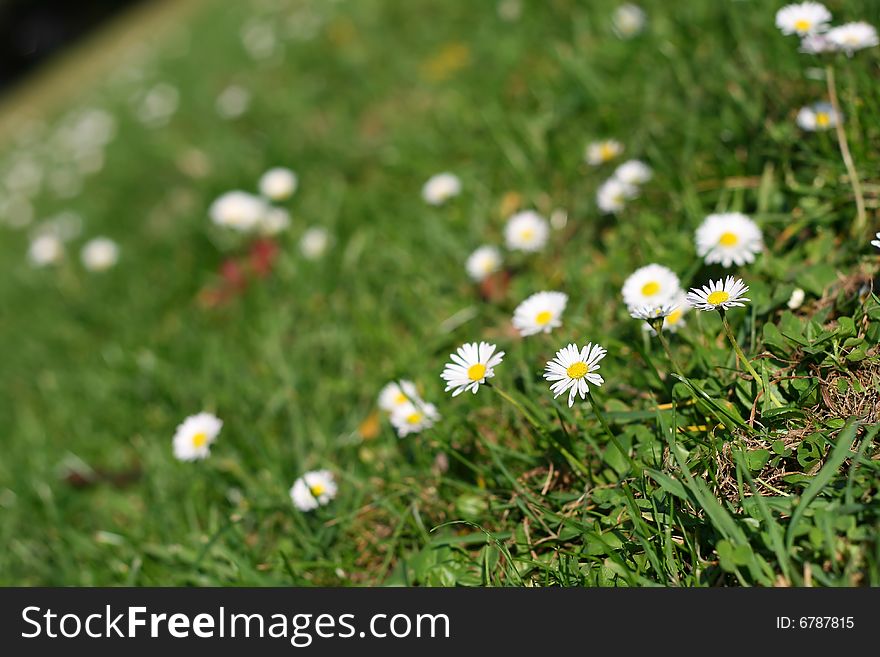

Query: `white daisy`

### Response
(465, 245, 502, 282)
(870, 232, 880, 250)
(259, 207, 291, 235)
(378, 379, 420, 413)
(799, 33, 836, 54)
(796, 102, 841, 131)
(216, 85, 251, 120)
(259, 167, 298, 201)
(504, 210, 549, 252)
(612, 4, 646, 39)
(300, 227, 330, 260)
(80, 237, 119, 272)
(27, 234, 64, 267)
(390, 400, 440, 437)
(421, 172, 462, 205)
(787, 287, 806, 310)
(209, 191, 267, 232)
(512, 291, 568, 337)
(827, 22, 879, 55)
(290, 470, 337, 511)
(613, 159, 652, 185)
(686, 276, 750, 312)
(695, 212, 763, 267)
(629, 301, 677, 322)
(775, 2, 831, 36)
(642, 292, 690, 334)
(441, 341, 505, 396)
(585, 139, 624, 166)
(597, 177, 638, 214)
(621, 263, 681, 310)
(172, 412, 222, 462)
(543, 342, 607, 407)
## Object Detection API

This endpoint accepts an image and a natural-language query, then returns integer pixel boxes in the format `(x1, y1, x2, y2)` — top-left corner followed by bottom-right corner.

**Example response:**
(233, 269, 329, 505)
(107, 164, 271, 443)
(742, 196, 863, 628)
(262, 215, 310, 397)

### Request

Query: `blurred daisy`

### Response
(216, 85, 251, 119)
(80, 237, 119, 272)
(465, 245, 502, 282)
(209, 191, 266, 231)
(135, 83, 179, 128)
(796, 102, 840, 131)
(172, 412, 222, 461)
(612, 4, 646, 39)
(543, 342, 606, 407)
(621, 263, 681, 310)
(775, 2, 831, 36)
(504, 210, 549, 252)
(827, 22, 879, 55)
(597, 178, 637, 214)
(28, 234, 63, 267)
(695, 212, 763, 267)
(378, 379, 420, 412)
(642, 292, 690, 334)
(686, 276, 750, 312)
(422, 172, 461, 205)
(441, 341, 504, 396)
(290, 470, 337, 511)
(259, 167, 298, 201)
(390, 400, 440, 437)
(629, 301, 677, 322)
(787, 287, 806, 310)
(300, 227, 330, 260)
(586, 139, 623, 166)
(259, 207, 291, 235)
(871, 232, 880, 250)
(613, 159, 652, 185)
(512, 291, 568, 336)
(800, 33, 835, 54)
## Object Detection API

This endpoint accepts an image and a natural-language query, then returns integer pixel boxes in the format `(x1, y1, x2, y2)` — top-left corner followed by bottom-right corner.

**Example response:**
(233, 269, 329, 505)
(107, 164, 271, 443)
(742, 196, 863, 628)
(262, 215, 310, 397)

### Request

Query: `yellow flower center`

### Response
(192, 432, 208, 448)
(566, 361, 589, 379)
(520, 228, 534, 241)
(394, 392, 408, 404)
(666, 308, 683, 325)
(718, 232, 739, 246)
(794, 19, 811, 32)
(406, 412, 423, 425)
(467, 363, 487, 381)
(641, 281, 660, 297)
(706, 291, 730, 306)
(815, 112, 829, 127)
(310, 484, 325, 497)
(599, 144, 615, 161)
(535, 310, 553, 325)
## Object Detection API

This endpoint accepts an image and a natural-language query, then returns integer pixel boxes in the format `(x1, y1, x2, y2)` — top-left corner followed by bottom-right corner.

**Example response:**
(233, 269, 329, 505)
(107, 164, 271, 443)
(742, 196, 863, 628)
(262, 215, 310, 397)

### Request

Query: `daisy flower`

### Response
(300, 227, 330, 260)
(504, 210, 549, 252)
(621, 263, 681, 310)
(421, 172, 461, 205)
(172, 412, 222, 461)
(512, 291, 568, 336)
(27, 233, 64, 267)
(612, 4, 646, 39)
(465, 245, 502, 282)
(827, 22, 879, 55)
(686, 276, 750, 312)
(775, 2, 831, 36)
(259, 207, 291, 235)
(441, 341, 504, 396)
(787, 287, 806, 310)
(796, 102, 841, 131)
(389, 399, 440, 437)
(629, 300, 677, 322)
(585, 139, 623, 166)
(613, 159, 652, 185)
(870, 232, 880, 250)
(695, 212, 763, 267)
(799, 33, 835, 54)
(209, 191, 267, 232)
(597, 177, 638, 214)
(80, 237, 119, 272)
(259, 167, 298, 201)
(642, 292, 690, 334)
(216, 85, 251, 120)
(544, 343, 606, 407)
(290, 470, 337, 511)
(378, 379, 420, 413)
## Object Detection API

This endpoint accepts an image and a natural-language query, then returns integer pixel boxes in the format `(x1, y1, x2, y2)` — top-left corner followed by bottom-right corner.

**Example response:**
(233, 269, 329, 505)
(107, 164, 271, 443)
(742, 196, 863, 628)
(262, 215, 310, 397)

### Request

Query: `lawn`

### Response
(1, 0, 879, 586)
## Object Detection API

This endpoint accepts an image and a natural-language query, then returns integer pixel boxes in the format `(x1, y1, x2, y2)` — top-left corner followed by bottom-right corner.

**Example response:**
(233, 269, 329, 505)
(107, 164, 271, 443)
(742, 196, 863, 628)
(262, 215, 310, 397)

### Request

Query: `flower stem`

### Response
(720, 311, 782, 408)
(491, 384, 541, 429)
(586, 389, 641, 474)
(825, 63, 867, 238)
(653, 320, 686, 375)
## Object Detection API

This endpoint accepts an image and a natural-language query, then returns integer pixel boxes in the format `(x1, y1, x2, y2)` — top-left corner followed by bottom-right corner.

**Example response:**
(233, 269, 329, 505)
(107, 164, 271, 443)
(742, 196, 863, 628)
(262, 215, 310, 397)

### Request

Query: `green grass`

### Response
(1, 0, 879, 586)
